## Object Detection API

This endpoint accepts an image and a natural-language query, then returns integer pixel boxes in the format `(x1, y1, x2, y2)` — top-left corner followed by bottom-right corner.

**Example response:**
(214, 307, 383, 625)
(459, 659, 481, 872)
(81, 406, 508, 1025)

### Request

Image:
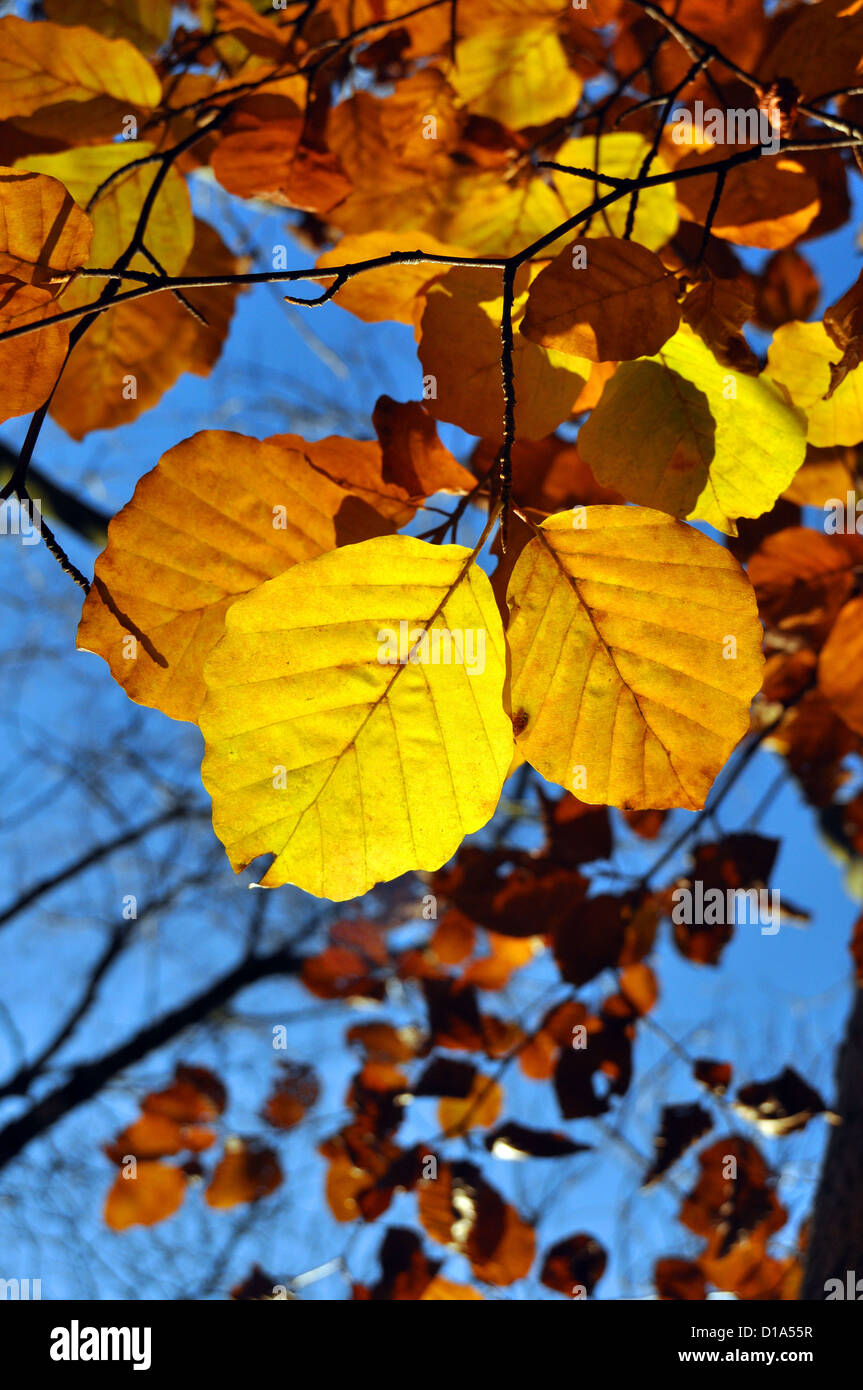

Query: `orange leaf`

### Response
(0, 166, 92, 284)
(104, 1161, 186, 1231)
(522, 237, 681, 363)
(205, 1139, 283, 1210)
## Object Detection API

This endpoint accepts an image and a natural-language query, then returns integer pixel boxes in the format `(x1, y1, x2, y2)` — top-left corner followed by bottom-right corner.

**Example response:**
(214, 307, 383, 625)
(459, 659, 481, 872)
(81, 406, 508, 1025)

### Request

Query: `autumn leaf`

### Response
(818, 597, 863, 735)
(446, 18, 582, 129)
(579, 326, 807, 534)
(438, 1074, 503, 1136)
(267, 425, 462, 528)
(505, 507, 764, 810)
(540, 1233, 606, 1297)
(143, 1063, 227, 1122)
(205, 1138, 283, 1209)
(419, 265, 589, 440)
(551, 133, 679, 252)
(418, 1161, 535, 1285)
(77, 431, 391, 722)
(0, 166, 92, 285)
(767, 321, 863, 448)
(42, 0, 173, 53)
(760, 0, 863, 101)
(46, 216, 245, 438)
(0, 15, 161, 119)
(0, 280, 71, 425)
(521, 236, 681, 363)
(643, 1103, 713, 1187)
(200, 535, 513, 898)
(484, 1122, 590, 1161)
(262, 1062, 320, 1131)
(104, 1161, 186, 1231)
(734, 1067, 828, 1137)
(674, 148, 820, 250)
(16, 140, 193, 314)
(371, 397, 475, 499)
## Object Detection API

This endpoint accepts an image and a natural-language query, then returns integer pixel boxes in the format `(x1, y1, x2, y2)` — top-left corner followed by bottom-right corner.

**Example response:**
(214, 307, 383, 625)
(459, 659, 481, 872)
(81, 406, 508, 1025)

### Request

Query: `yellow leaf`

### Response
(447, 20, 581, 129)
(767, 320, 863, 448)
(521, 235, 680, 362)
(436, 169, 568, 258)
(552, 133, 679, 252)
(579, 326, 806, 535)
(506, 507, 764, 810)
(0, 15, 161, 118)
(200, 535, 513, 900)
(16, 142, 193, 306)
(818, 597, 863, 735)
(77, 432, 392, 722)
(419, 265, 589, 440)
(0, 166, 92, 284)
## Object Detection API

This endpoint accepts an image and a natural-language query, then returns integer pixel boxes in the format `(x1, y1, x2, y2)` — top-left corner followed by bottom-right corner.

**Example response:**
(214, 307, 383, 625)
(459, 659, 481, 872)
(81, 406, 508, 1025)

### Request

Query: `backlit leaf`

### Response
(447, 20, 581, 129)
(579, 326, 807, 534)
(818, 597, 863, 735)
(77, 432, 391, 721)
(0, 15, 161, 118)
(767, 320, 863, 448)
(0, 166, 92, 284)
(522, 235, 681, 363)
(505, 507, 764, 809)
(419, 265, 589, 440)
(200, 535, 513, 899)
(551, 134, 679, 252)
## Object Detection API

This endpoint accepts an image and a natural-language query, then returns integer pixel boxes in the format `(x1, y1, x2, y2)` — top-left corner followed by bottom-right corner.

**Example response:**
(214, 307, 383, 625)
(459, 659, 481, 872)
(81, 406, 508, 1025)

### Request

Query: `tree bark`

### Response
(801, 985, 863, 1298)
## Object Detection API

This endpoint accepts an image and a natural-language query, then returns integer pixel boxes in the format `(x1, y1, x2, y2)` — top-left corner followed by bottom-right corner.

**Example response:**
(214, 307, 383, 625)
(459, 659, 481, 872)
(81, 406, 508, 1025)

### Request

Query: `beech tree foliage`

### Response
(3, 0, 863, 1302)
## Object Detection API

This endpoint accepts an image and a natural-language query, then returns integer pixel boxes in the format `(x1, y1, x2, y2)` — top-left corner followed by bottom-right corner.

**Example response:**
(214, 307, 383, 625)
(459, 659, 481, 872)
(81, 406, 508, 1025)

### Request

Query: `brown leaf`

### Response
(643, 1103, 713, 1187)
(522, 236, 680, 363)
(752, 247, 819, 330)
(484, 1122, 590, 1161)
(694, 1059, 733, 1095)
(372, 396, 474, 499)
(540, 1233, 606, 1298)
(734, 1067, 828, 1136)
(204, 1138, 282, 1209)
(143, 1064, 227, 1124)
(655, 1257, 708, 1301)
(261, 1061, 320, 1131)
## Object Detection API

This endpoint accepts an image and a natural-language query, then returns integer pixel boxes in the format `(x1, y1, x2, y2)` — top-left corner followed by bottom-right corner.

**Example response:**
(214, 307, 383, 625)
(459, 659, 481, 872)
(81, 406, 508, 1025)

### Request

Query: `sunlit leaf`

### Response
(200, 535, 513, 898)
(506, 506, 764, 809)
